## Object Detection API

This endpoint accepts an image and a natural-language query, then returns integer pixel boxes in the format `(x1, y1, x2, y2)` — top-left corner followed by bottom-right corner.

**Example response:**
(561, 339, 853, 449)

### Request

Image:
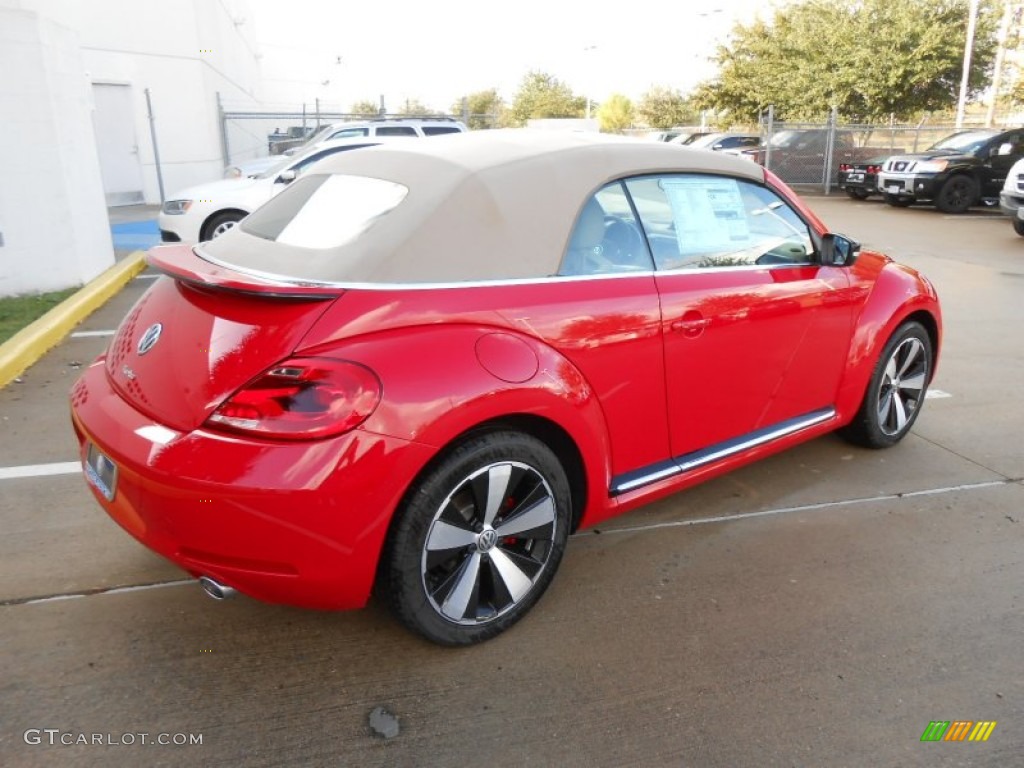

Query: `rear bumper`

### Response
(70, 360, 434, 610)
(837, 170, 877, 192)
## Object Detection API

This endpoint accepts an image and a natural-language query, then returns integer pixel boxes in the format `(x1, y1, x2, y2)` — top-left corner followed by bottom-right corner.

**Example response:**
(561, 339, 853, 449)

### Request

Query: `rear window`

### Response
(240, 174, 408, 249)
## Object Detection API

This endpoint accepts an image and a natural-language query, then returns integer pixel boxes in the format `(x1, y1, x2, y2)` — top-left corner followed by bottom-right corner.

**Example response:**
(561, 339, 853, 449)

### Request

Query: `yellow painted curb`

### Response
(0, 251, 147, 389)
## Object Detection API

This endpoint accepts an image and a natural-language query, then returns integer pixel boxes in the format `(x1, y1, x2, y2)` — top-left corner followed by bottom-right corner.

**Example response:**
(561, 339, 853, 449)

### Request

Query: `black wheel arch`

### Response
(200, 208, 249, 241)
(902, 309, 940, 383)
(394, 414, 588, 536)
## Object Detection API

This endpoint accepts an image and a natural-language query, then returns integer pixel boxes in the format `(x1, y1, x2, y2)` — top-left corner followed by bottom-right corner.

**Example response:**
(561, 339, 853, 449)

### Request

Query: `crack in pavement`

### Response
(581, 478, 1018, 537)
(913, 432, 1015, 481)
(0, 579, 194, 608)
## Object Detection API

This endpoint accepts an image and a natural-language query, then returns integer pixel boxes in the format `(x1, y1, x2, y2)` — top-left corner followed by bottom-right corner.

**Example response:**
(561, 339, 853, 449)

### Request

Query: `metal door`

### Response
(91, 83, 144, 206)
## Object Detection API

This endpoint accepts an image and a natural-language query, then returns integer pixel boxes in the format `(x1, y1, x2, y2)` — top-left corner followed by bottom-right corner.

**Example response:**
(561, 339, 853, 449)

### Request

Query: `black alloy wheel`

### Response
(839, 321, 933, 449)
(935, 175, 978, 214)
(383, 431, 571, 645)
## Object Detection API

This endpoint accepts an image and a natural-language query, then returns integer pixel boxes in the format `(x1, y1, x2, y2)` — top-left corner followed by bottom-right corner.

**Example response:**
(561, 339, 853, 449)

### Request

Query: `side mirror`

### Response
(820, 233, 860, 267)
(276, 169, 297, 184)
(998, 142, 1014, 156)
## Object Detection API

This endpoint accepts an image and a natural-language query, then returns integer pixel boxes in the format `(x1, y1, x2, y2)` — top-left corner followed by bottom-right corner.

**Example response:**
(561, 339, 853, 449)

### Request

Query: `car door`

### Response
(625, 174, 857, 458)
(549, 181, 670, 481)
(980, 131, 1024, 197)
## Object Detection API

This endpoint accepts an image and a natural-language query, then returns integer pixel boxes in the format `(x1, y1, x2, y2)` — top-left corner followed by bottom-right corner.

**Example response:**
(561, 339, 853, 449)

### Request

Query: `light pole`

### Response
(955, 0, 981, 130)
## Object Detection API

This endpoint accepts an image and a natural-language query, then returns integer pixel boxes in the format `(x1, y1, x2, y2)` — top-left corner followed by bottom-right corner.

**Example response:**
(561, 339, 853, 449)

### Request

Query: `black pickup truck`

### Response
(876, 128, 1024, 213)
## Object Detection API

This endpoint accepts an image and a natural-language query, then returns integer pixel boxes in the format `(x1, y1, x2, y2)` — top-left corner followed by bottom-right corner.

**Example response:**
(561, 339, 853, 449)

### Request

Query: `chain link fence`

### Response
(216, 96, 498, 170)
(756, 108, 1014, 192)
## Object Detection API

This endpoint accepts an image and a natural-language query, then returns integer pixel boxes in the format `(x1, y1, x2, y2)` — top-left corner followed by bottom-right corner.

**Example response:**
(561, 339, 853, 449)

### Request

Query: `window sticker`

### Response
(660, 177, 749, 256)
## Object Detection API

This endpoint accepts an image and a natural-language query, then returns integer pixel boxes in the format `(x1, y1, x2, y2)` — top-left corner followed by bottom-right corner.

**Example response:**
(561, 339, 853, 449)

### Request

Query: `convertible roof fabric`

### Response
(199, 129, 767, 285)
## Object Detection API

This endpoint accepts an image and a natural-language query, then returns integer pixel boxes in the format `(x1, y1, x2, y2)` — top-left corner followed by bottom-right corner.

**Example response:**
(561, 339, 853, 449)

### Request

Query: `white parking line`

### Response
(0, 462, 81, 480)
(136, 274, 160, 280)
(70, 330, 115, 338)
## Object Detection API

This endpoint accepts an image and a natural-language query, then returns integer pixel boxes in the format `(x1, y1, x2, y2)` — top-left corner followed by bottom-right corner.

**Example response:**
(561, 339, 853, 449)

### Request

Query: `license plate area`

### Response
(887, 183, 904, 194)
(85, 443, 118, 501)
(849, 173, 864, 182)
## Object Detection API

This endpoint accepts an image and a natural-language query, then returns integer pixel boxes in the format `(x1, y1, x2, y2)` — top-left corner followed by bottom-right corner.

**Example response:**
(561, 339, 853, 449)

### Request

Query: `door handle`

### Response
(670, 312, 709, 338)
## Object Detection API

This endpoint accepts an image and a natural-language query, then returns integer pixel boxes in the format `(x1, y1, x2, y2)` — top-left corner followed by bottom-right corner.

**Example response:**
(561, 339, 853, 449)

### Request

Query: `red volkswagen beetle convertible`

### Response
(71, 131, 941, 645)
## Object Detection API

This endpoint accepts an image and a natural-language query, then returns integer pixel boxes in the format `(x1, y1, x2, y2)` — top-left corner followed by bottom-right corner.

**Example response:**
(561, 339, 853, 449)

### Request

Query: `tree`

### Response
(598, 94, 634, 133)
(350, 99, 379, 117)
(451, 88, 505, 129)
(694, 0, 999, 122)
(508, 71, 586, 125)
(401, 99, 435, 116)
(636, 86, 697, 130)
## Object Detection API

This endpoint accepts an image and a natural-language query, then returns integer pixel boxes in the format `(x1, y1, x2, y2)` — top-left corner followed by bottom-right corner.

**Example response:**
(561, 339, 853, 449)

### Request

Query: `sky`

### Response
(244, 0, 783, 113)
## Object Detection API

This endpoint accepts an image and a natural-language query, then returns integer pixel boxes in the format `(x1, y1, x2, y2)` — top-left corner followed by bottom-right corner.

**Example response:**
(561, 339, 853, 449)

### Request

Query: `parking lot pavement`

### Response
(1, 198, 1022, 766)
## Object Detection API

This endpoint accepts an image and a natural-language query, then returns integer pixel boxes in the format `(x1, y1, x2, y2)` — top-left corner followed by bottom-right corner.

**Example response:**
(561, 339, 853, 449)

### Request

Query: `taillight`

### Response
(839, 164, 851, 172)
(206, 357, 381, 440)
(868, 165, 880, 174)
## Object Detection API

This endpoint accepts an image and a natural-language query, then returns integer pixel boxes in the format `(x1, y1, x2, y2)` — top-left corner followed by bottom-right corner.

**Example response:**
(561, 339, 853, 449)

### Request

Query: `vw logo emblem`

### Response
(476, 528, 498, 553)
(137, 323, 163, 356)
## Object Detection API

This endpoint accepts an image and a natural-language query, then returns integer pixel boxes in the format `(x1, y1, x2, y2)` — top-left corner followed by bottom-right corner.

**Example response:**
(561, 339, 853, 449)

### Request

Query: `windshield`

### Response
(768, 131, 811, 148)
(927, 131, 999, 154)
(294, 125, 334, 151)
(256, 155, 295, 179)
(686, 134, 725, 149)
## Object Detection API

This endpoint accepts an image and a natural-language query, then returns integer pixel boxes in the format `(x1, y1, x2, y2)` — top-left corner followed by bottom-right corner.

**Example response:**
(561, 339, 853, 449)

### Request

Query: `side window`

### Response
(328, 128, 370, 139)
(422, 126, 462, 136)
(559, 182, 654, 276)
(998, 133, 1024, 156)
(376, 126, 418, 136)
(625, 175, 814, 270)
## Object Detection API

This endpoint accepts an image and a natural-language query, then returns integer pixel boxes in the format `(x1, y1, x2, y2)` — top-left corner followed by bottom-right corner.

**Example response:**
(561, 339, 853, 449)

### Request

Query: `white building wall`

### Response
(15, 0, 264, 203)
(0, 7, 113, 295)
(0, 0, 267, 295)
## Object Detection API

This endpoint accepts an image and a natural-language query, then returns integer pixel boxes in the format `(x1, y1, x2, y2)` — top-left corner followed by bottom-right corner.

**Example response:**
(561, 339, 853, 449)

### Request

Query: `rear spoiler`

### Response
(147, 245, 345, 299)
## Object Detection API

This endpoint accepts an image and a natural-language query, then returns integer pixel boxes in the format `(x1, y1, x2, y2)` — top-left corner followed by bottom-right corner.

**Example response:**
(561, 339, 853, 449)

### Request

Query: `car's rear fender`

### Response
(835, 254, 942, 422)
(299, 324, 615, 529)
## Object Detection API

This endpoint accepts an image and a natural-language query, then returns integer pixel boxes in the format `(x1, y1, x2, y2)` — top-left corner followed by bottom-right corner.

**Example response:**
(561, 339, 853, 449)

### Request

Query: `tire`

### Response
(839, 321, 933, 449)
(934, 175, 978, 214)
(383, 431, 571, 646)
(1012, 217, 1024, 237)
(846, 188, 870, 200)
(883, 194, 913, 208)
(201, 211, 245, 241)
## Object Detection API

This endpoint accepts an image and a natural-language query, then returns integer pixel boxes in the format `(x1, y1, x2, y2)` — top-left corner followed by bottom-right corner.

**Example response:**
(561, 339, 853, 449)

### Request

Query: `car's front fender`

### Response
(835, 251, 942, 421)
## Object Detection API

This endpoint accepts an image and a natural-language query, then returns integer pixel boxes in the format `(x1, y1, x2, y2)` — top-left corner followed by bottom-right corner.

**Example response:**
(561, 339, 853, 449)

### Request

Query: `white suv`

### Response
(227, 118, 467, 178)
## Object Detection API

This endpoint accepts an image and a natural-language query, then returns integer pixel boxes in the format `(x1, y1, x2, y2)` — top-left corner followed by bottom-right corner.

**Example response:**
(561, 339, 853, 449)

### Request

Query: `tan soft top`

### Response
(200, 129, 767, 285)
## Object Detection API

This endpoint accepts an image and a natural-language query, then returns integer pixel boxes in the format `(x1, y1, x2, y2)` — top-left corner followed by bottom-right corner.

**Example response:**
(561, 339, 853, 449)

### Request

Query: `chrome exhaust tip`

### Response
(198, 576, 237, 601)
